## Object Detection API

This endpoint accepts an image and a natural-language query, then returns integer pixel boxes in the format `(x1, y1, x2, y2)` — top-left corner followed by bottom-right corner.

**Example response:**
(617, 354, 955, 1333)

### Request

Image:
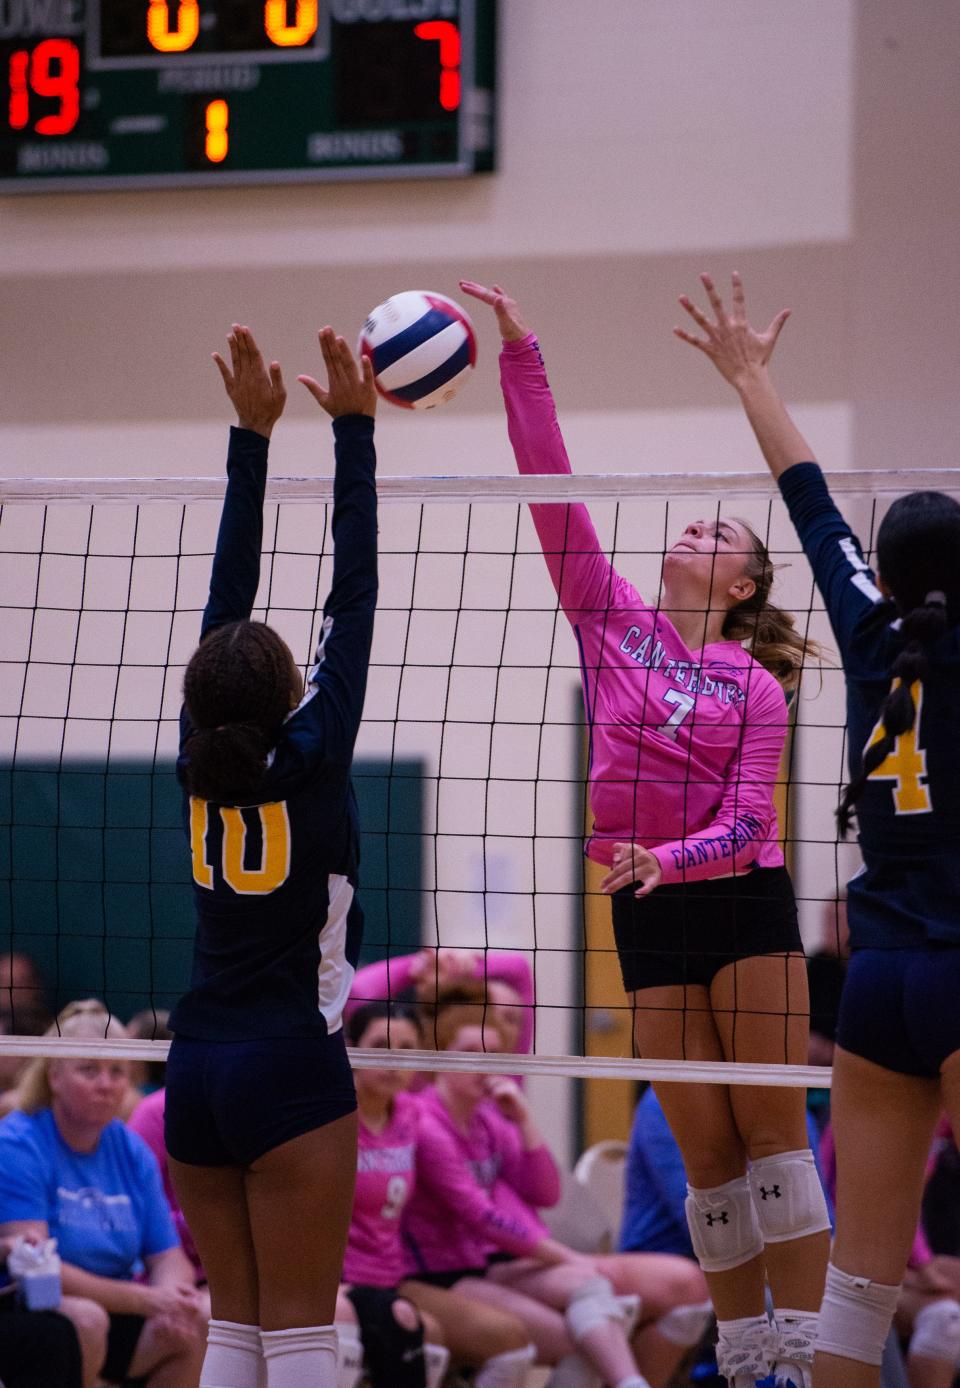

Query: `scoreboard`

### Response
(0, 0, 496, 191)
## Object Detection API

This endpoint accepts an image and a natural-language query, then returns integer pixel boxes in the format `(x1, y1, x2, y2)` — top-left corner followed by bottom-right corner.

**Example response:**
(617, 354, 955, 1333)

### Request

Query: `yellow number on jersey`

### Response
(190, 796, 292, 894)
(864, 679, 932, 815)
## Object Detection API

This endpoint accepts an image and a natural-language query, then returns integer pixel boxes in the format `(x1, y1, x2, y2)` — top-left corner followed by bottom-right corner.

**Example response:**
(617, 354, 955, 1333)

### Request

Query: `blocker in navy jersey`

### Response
(169, 417, 377, 1043)
(778, 463, 960, 949)
(359, 289, 477, 410)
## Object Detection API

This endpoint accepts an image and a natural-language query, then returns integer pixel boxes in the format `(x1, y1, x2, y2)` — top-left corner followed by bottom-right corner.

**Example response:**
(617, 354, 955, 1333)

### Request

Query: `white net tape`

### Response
(3, 468, 957, 1085)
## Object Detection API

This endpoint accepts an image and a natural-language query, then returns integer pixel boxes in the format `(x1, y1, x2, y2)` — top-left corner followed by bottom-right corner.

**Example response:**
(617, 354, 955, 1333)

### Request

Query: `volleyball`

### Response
(358, 290, 477, 410)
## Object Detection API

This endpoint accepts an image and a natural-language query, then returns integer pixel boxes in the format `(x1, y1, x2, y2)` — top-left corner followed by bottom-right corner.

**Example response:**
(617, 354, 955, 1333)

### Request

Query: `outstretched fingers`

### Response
(699, 271, 728, 324)
(459, 279, 496, 304)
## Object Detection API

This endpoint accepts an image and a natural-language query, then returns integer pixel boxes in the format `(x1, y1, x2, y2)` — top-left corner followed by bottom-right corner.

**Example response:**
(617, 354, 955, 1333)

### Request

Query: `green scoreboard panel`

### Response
(0, 1, 496, 192)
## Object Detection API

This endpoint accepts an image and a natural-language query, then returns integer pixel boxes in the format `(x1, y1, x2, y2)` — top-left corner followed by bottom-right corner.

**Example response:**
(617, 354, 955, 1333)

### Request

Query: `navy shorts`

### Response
(837, 945, 960, 1078)
(165, 1030, 356, 1167)
(611, 865, 802, 993)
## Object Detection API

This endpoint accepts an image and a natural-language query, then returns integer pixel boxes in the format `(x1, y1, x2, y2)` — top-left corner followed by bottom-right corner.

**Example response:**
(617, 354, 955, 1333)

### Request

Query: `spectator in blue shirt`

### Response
(0, 1000, 206, 1387)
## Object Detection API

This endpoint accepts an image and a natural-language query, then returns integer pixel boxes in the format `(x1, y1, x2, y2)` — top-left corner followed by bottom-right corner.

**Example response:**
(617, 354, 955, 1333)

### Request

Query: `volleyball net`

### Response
(3, 468, 956, 1082)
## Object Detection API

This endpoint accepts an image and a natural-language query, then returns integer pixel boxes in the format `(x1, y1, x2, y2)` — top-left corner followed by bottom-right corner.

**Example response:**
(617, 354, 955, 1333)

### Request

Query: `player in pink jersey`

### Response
(460, 280, 832, 1388)
(404, 1020, 650, 1387)
(338, 1001, 536, 1388)
(348, 946, 535, 1059)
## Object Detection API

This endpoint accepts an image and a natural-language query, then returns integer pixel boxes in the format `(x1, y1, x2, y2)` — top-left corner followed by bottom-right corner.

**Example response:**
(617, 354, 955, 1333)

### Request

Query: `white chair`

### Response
(571, 1140, 629, 1253)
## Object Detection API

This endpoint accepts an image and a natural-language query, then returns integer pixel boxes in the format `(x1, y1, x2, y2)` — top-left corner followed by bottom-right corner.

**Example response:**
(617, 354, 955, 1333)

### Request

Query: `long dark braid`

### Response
(837, 491, 960, 835)
(182, 620, 298, 804)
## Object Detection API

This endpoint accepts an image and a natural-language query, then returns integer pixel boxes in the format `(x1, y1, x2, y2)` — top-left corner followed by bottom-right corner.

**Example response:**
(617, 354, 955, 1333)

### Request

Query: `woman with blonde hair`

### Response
(0, 999, 206, 1388)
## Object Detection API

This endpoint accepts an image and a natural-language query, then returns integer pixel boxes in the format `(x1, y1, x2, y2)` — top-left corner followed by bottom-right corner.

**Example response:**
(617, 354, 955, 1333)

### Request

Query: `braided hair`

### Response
(722, 520, 822, 693)
(182, 620, 300, 804)
(837, 490, 960, 835)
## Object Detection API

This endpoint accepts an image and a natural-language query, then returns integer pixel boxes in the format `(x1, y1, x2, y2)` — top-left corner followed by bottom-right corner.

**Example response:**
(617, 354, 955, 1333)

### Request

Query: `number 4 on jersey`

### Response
(864, 679, 932, 815)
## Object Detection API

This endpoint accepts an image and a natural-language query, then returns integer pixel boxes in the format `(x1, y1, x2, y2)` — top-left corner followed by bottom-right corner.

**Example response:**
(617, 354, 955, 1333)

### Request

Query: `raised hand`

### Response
(459, 280, 530, 342)
(486, 1076, 530, 1124)
(213, 325, 287, 439)
(674, 272, 791, 389)
(298, 327, 377, 419)
(600, 842, 663, 899)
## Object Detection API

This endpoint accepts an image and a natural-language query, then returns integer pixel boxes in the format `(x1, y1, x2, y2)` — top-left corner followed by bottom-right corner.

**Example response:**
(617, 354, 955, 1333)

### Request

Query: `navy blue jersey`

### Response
(169, 418, 377, 1041)
(778, 463, 960, 948)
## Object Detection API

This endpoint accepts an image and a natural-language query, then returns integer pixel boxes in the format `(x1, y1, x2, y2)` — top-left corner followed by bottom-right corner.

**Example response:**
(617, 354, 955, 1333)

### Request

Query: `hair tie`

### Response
(924, 591, 947, 607)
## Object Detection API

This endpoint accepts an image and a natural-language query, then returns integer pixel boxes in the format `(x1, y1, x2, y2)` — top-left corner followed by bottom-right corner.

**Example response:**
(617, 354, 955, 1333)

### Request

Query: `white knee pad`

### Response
(816, 1262, 900, 1367)
(564, 1275, 622, 1341)
(685, 1174, 764, 1273)
(657, 1300, 714, 1347)
(335, 1322, 364, 1388)
(424, 1341, 450, 1388)
(910, 1298, 960, 1365)
(749, 1149, 831, 1244)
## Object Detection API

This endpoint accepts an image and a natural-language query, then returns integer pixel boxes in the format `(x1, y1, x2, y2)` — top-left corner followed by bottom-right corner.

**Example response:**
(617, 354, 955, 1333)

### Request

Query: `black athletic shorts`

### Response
(102, 1313, 146, 1385)
(837, 944, 960, 1078)
(165, 1030, 356, 1167)
(611, 865, 803, 993)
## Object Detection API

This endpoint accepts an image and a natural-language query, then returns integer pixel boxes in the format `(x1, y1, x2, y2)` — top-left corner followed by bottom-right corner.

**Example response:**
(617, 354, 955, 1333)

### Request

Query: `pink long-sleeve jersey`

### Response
(500, 335, 787, 884)
(401, 1085, 560, 1278)
(343, 1091, 419, 1288)
(348, 950, 535, 1056)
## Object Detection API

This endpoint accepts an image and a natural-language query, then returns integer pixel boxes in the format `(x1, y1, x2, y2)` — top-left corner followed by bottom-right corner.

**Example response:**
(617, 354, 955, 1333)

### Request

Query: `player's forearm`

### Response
(60, 1262, 149, 1315)
(734, 365, 816, 480)
(201, 427, 267, 636)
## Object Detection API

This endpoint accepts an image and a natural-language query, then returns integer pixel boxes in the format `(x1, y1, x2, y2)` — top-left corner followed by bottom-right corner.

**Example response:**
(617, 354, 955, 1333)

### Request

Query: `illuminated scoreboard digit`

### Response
(0, 1, 496, 191)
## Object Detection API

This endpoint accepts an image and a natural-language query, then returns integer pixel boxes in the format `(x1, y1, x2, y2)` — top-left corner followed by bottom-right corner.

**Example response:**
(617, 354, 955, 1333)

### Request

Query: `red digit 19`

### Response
(7, 39, 80, 136)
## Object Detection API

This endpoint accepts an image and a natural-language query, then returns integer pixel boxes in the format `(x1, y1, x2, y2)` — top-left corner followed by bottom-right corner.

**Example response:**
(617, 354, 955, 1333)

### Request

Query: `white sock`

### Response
(261, 1325, 338, 1388)
(616, 1378, 651, 1388)
(201, 1319, 263, 1388)
(424, 1341, 450, 1388)
(335, 1321, 364, 1388)
(475, 1343, 537, 1387)
(657, 1299, 714, 1347)
(547, 1352, 601, 1388)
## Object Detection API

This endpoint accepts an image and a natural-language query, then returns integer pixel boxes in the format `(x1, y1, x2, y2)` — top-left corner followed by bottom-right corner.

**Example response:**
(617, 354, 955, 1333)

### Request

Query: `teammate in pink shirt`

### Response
(339, 1001, 536, 1388)
(405, 1017, 653, 1388)
(349, 947, 535, 1059)
(460, 280, 831, 1388)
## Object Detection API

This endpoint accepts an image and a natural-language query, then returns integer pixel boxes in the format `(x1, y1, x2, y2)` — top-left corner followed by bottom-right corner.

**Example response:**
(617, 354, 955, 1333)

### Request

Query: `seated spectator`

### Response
(127, 1088, 203, 1282)
(0, 999, 206, 1387)
(0, 952, 52, 1094)
(350, 946, 535, 1055)
(125, 1008, 172, 1098)
(0, 1232, 108, 1388)
(404, 1014, 657, 1388)
(340, 1000, 536, 1388)
(620, 1085, 695, 1262)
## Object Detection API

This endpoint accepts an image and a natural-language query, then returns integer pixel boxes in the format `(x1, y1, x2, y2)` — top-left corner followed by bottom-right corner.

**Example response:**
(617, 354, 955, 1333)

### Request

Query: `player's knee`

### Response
(909, 1298, 960, 1365)
(817, 1261, 900, 1366)
(392, 1297, 421, 1334)
(661, 1256, 710, 1308)
(60, 1295, 109, 1360)
(748, 1148, 831, 1243)
(335, 1288, 358, 1323)
(685, 1173, 764, 1273)
(478, 1305, 532, 1356)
